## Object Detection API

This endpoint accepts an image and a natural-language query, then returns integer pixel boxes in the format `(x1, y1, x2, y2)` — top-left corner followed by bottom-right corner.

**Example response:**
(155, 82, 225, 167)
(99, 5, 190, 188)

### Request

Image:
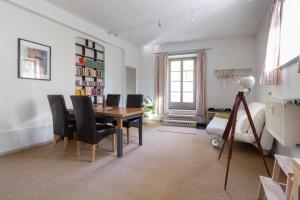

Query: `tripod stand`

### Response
(218, 91, 271, 190)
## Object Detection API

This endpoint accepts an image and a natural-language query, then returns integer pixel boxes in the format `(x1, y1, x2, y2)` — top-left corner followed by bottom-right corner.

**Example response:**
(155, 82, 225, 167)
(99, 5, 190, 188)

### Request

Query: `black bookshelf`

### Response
(75, 38, 105, 104)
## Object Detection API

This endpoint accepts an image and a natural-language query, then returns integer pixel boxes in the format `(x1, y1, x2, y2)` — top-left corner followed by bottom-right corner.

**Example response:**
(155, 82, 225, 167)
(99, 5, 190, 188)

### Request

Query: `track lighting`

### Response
(191, 10, 195, 23)
(158, 20, 162, 28)
(108, 31, 118, 37)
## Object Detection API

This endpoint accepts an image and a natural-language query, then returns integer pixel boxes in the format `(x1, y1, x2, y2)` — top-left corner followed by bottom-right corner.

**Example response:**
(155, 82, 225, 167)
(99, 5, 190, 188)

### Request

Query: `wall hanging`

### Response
(18, 38, 51, 80)
(214, 68, 252, 80)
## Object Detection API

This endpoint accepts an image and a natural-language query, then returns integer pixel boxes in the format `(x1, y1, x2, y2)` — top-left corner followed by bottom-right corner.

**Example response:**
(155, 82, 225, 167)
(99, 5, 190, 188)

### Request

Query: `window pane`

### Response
(183, 60, 194, 71)
(170, 61, 181, 71)
(183, 71, 193, 81)
(183, 82, 193, 92)
(171, 72, 180, 81)
(171, 92, 180, 102)
(280, 0, 300, 65)
(171, 82, 181, 92)
(183, 92, 193, 103)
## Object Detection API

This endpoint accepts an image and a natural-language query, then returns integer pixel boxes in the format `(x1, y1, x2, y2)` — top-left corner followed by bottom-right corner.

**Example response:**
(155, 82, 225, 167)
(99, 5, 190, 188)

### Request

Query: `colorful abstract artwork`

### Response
(18, 39, 51, 80)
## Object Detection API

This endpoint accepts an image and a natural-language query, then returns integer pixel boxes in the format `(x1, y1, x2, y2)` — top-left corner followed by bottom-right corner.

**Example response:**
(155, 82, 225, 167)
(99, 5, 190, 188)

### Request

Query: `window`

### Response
(280, 0, 300, 65)
(169, 57, 196, 110)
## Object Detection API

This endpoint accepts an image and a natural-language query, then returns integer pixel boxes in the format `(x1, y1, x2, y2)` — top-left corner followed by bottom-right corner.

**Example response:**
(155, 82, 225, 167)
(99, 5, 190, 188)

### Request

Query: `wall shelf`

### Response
(214, 67, 252, 80)
(76, 43, 104, 53)
(75, 54, 104, 62)
(75, 37, 105, 103)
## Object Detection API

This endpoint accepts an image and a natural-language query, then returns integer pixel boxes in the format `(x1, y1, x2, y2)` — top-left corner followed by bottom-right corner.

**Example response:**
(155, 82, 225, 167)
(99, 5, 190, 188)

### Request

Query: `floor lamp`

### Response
(218, 76, 271, 190)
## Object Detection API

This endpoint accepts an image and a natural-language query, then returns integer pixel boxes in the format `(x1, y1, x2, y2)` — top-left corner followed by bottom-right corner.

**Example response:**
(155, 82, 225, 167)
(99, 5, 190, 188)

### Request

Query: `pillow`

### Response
(247, 102, 265, 136)
(235, 102, 266, 135)
(236, 110, 250, 133)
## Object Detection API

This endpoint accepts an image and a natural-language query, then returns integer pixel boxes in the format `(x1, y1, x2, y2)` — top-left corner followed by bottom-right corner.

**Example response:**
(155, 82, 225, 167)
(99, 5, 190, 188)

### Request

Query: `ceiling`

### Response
(45, 0, 273, 46)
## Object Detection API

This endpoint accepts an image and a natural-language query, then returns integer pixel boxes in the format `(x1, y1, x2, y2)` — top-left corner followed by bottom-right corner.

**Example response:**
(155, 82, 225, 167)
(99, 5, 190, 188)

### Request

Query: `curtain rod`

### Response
(153, 48, 212, 55)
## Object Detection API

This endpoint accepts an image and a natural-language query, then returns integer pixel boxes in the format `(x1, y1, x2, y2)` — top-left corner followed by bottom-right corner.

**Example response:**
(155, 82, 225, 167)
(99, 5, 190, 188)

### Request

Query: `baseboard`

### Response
(0, 140, 52, 157)
(0, 124, 53, 156)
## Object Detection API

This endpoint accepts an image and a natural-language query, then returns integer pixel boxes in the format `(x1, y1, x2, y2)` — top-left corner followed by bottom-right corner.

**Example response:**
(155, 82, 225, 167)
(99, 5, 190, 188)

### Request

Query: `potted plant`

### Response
(143, 96, 156, 120)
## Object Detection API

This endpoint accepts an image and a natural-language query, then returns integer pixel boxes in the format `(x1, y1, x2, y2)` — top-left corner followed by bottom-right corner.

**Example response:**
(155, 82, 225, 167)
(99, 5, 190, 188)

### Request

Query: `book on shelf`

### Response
(75, 80, 81, 86)
(96, 88, 104, 96)
(97, 70, 103, 79)
(75, 88, 87, 96)
(76, 66, 83, 76)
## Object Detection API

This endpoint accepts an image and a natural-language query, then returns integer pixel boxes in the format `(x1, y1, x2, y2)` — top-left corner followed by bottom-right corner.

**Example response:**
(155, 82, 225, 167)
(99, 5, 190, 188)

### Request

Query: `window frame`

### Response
(168, 57, 197, 110)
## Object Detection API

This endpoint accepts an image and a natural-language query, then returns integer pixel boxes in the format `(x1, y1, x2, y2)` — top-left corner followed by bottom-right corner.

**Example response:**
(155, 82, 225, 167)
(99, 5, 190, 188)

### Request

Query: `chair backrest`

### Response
(126, 94, 143, 108)
(106, 94, 121, 107)
(47, 95, 69, 137)
(70, 96, 96, 144)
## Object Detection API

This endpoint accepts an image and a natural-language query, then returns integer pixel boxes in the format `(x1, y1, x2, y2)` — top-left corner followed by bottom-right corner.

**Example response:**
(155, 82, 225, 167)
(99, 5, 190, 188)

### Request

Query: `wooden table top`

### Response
(69, 105, 144, 118)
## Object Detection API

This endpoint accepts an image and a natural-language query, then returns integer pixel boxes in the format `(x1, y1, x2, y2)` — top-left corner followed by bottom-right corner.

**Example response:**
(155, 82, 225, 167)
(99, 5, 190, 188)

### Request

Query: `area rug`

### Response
(157, 125, 204, 135)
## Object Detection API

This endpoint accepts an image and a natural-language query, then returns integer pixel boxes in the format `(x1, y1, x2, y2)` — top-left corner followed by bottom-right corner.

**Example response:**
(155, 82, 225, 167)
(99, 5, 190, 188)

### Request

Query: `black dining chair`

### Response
(96, 94, 121, 124)
(106, 94, 121, 107)
(70, 96, 116, 162)
(47, 95, 76, 152)
(124, 94, 143, 144)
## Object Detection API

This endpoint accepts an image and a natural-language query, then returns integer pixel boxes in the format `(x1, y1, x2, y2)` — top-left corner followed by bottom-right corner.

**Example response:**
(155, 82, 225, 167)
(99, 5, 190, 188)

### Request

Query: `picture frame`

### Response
(18, 38, 51, 81)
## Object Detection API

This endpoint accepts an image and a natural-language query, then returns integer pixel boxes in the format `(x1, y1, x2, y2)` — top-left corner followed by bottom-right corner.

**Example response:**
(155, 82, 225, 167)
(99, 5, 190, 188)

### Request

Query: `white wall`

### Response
(138, 36, 257, 109)
(255, 14, 300, 158)
(0, 0, 138, 154)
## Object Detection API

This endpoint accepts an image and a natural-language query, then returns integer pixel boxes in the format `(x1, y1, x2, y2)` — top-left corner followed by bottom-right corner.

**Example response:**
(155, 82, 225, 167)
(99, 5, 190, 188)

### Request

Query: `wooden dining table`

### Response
(69, 105, 144, 158)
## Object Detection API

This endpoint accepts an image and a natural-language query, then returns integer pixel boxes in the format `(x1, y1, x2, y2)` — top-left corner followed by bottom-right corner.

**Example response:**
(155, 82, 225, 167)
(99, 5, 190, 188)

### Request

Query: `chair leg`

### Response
(74, 131, 78, 140)
(112, 134, 115, 152)
(53, 135, 59, 147)
(91, 144, 96, 163)
(77, 141, 81, 158)
(63, 137, 68, 152)
(127, 128, 130, 145)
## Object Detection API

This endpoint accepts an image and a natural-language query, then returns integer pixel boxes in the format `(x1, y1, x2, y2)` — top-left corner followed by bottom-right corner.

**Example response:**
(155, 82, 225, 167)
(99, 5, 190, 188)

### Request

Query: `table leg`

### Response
(139, 115, 143, 145)
(117, 118, 123, 158)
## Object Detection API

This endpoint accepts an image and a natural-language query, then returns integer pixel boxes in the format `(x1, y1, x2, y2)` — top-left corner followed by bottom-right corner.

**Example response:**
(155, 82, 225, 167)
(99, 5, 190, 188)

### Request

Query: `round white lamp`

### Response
(238, 76, 255, 94)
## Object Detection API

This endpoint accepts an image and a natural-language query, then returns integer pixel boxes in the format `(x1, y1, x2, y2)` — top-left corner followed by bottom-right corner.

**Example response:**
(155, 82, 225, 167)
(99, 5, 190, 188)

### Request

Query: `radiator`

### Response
(163, 113, 197, 128)
(165, 114, 197, 121)
(265, 96, 300, 147)
(163, 120, 197, 128)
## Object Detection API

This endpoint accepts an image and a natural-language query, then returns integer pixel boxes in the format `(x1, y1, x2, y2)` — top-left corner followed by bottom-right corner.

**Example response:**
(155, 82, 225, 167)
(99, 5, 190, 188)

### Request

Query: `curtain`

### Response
(155, 53, 168, 116)
(196, 50, 207, 118)
(261, 0, 283, 85)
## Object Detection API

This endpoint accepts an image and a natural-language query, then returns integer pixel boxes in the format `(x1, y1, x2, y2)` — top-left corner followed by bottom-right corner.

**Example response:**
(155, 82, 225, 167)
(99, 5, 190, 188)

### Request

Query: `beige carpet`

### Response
(0, 123, 273, 200)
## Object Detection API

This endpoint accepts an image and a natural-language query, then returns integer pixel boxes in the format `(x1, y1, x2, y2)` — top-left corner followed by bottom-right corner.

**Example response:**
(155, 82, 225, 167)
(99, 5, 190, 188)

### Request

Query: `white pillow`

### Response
(236, 110, 250, 133)
(247, 102, 266, 136)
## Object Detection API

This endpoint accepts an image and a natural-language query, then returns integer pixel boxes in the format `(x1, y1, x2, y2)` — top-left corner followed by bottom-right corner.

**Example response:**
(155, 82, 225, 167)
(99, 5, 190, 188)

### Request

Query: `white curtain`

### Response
(155, 53, 168, 116)
(196, 50, 207, 118)
(261, 0, 283, 85)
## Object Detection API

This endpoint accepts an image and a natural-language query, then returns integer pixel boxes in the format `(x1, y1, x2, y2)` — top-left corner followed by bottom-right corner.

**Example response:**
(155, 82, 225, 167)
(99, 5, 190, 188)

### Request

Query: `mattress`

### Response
(206, 117, 255, 143)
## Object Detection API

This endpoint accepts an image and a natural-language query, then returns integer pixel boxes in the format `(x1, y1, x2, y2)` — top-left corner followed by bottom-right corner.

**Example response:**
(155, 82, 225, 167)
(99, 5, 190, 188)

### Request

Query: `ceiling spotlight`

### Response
(158, 20, 162, 28)
(129, 31, 133, 38)
(191, 10, 195, 23)
(108, 31, 118, 37)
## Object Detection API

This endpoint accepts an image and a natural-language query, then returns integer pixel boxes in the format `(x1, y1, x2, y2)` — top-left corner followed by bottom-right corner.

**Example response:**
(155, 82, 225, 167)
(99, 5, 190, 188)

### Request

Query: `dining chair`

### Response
(96, 94, 121, 124)
(70, 96, 116, 162)
(123, 94, 143, 144)
(106, 94, 121, 107)
(47, 95, 76, 152)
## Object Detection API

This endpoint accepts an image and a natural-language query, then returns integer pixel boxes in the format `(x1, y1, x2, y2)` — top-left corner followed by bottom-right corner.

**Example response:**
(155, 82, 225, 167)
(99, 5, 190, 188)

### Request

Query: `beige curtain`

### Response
(196, 50, 207, 118)
(261, 0, 283, 85)
(155, 53, 168, 115)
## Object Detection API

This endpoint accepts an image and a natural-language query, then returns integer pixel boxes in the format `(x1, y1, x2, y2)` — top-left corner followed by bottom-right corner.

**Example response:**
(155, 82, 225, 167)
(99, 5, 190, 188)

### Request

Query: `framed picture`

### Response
(18, 38, 51, 81)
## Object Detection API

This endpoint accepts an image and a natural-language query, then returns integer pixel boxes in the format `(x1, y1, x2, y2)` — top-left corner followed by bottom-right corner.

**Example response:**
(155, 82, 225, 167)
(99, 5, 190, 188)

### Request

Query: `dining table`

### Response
(68, 105, 144, 158)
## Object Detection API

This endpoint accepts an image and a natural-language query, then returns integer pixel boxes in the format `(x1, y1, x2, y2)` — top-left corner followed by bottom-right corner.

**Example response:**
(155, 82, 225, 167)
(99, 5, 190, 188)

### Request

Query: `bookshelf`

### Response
(75, 37, 105, 104)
